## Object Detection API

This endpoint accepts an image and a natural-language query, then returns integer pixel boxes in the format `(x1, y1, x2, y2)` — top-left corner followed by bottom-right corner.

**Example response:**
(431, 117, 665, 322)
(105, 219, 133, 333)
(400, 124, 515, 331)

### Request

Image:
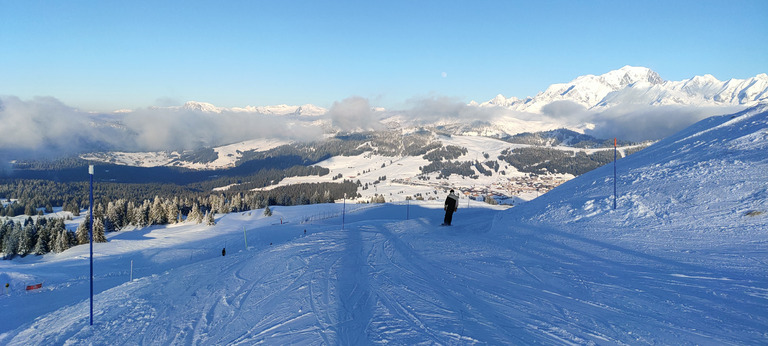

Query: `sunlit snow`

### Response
(1, 104, 766, 344)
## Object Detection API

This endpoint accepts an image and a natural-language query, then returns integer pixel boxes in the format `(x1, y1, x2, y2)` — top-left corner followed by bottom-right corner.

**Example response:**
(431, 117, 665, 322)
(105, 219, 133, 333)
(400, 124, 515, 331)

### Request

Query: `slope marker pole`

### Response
(243, 226, 248, 249)
(613, 138, 618, 210)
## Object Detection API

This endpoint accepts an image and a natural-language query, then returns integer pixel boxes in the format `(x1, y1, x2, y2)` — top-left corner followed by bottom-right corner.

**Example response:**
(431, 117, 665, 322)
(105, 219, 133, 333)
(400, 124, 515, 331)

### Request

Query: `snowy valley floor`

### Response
(1, 201, 766, 345)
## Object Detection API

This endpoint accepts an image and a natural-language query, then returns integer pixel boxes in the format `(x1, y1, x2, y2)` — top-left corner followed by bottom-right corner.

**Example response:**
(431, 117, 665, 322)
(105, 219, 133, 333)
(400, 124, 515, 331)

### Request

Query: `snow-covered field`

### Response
(1, 104, 767, 344)
(268, 134, 581, 203)
(81, 138, 291, 170)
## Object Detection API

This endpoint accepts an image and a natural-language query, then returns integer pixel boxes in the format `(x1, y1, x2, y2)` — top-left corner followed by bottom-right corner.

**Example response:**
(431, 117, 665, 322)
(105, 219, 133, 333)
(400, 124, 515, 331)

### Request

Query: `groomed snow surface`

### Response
(2, 104, 767, 344)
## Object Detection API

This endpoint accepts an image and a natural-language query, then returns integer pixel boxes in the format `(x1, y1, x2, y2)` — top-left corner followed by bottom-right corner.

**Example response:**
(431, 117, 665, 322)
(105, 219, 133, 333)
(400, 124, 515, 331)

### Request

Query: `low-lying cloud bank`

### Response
(538, 100, 744, 142)
(327, 96, 385, 132)
(395, 97, 739, 142)
(0, 96, 324, 161)
(0, 95, 746, 164)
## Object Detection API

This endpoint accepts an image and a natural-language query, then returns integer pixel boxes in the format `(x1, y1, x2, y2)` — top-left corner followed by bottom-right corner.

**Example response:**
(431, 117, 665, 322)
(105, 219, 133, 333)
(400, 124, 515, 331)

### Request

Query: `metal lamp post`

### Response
(88, 165, 94, 326)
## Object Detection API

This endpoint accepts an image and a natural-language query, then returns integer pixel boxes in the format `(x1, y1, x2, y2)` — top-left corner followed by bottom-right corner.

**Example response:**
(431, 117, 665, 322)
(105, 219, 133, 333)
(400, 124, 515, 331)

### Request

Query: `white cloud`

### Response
(326, 96, 385, 132)
(0, 96, 324, 160)
(1, 95, 743, 166)
(0, 96, 95, 155)
(584, 104, 743, 142)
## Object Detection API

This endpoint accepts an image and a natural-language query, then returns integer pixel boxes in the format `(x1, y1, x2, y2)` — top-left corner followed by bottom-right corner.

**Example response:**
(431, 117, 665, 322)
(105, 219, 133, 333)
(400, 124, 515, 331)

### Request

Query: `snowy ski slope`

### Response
(1, 104, 766, 344)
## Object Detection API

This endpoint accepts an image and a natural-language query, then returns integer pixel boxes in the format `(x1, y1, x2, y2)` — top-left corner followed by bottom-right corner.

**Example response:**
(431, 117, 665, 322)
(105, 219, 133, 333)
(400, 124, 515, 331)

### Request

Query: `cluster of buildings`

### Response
(390, 174, 570, 204)
(489, 175, 570, 198)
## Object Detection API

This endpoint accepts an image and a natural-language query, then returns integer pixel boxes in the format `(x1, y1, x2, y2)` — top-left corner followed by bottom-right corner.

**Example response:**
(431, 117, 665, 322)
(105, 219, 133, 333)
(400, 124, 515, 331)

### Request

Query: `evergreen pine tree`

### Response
(125, 201, 136, 227)
(187, 203, 203, 224)
(53, 229, 70, 253)
(47, 219, 65, 252)
(93, 218, 107, 243)
(205, 210, 216, 226)
(33, 227, 50, 255)
(106, 200, 124, 231)
(149, 196, 166, 225)
(164, 198, 178, 224)
(17, 223, 35, 256)
(76, 217, 90, 245)
(211, 195, 226, 214)
(231, 194, 242, 213)
(2, 223, 19, 259)
(311, 191, 321, 204)
(264, 205, 272, 217)
(0, 222, 7, 255)
(133, 200, 151, 227)
(67, 230, 77, 248)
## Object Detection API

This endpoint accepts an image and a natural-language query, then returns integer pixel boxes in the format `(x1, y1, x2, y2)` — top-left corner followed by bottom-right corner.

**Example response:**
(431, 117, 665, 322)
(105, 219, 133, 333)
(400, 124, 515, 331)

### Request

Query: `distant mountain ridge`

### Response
(150, 66, 767, 119)
(478, 66, 768, 113)
(152, 101, 328, 116)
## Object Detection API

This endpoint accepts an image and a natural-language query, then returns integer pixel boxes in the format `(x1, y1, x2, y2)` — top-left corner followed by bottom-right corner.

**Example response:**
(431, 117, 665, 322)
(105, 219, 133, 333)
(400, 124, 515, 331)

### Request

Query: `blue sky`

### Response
(2, 0, 766, 112)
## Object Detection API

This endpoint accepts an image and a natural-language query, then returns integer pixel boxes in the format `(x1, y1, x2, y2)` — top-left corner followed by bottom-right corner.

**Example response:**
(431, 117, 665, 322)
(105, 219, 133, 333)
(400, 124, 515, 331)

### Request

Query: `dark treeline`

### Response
(422, 145, 468, 162)
(498, 147, 618, 176)
(239, 130, 440, 162)
(420, 161, 477, 179)
(502, 129, 638, 148)
(8, 155, 327, 185)
(0, 164, 331, 216)
(1, 179, 359, 259)
(1, 217, 76, 259)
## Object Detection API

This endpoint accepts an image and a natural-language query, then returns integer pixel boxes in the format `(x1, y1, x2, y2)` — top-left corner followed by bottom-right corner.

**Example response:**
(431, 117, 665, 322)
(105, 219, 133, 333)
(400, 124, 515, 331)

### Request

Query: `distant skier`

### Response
(442, 189, 459, 226)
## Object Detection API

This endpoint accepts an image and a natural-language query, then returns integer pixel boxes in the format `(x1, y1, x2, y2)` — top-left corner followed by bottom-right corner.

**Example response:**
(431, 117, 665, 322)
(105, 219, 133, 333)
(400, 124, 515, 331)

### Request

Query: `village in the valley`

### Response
(389, 174, 570, 205)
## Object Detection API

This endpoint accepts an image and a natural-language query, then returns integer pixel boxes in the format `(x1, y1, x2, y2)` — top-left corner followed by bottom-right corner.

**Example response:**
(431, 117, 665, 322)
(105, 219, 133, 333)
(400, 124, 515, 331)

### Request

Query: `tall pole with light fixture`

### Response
(88, 165, 94, 326)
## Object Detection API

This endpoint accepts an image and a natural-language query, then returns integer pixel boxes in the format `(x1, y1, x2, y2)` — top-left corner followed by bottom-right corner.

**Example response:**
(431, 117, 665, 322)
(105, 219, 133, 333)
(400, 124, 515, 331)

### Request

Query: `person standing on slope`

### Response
(443, 189, 459, 226)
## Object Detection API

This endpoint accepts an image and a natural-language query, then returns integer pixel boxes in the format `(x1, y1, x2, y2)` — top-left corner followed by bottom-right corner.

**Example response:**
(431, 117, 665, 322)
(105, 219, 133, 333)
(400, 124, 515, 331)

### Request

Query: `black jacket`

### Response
(444, 193, 458, 212)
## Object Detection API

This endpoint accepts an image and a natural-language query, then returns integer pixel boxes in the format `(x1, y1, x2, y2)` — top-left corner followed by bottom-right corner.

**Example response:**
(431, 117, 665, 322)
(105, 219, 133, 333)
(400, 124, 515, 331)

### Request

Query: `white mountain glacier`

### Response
(482, 66, 768, 113)
(181, 101, 223, 113)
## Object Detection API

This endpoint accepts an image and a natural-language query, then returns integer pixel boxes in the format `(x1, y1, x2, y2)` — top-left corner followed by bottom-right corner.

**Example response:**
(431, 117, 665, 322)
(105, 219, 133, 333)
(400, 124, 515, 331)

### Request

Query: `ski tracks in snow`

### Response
(4, 204, 765, 344)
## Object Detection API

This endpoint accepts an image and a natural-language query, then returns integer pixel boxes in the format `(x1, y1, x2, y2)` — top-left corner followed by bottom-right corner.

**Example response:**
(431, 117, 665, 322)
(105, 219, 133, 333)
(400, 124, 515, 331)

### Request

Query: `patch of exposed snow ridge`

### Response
(183, 101, 222, 113)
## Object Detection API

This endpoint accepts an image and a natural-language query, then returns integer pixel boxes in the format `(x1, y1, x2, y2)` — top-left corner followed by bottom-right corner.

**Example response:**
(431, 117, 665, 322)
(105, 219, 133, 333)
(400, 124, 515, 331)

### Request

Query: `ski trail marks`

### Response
(334, 224, 375, 344)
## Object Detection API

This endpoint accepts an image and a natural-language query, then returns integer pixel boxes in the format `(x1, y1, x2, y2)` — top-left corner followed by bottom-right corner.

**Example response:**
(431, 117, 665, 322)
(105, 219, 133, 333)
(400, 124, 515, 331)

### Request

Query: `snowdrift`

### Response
(497, 102, 768, 254)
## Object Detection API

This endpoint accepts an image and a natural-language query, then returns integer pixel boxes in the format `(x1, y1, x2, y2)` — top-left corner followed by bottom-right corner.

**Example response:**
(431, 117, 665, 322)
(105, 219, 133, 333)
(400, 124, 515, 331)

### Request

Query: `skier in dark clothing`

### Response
(443, 189, 459, 226)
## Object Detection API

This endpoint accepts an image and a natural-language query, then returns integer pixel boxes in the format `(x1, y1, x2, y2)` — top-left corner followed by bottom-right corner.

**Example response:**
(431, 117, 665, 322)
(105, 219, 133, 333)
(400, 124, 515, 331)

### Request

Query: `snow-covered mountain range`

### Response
(151, 66, 768, 120)
(478, 65, 768, 113)
(159, 66, 768, 147)
(164, 101, 328, 116)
